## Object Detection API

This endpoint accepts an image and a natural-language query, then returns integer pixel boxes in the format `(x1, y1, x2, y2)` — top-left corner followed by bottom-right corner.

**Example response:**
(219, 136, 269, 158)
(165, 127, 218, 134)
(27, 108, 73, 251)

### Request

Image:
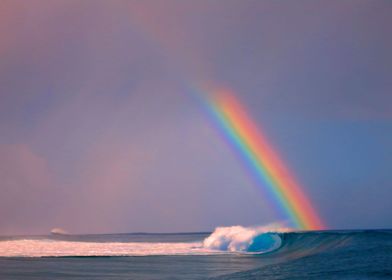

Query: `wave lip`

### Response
(202, 225, 286, 254)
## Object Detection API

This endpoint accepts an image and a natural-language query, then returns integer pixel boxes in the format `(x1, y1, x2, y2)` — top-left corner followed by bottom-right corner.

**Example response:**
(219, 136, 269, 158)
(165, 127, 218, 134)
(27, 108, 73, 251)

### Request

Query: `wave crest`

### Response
(203, 225, 289, 253)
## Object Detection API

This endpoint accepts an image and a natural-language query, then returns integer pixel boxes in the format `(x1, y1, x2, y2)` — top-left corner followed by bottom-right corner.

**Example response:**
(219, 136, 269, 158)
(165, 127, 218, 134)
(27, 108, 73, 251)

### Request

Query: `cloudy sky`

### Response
(0, 0, 391, 235)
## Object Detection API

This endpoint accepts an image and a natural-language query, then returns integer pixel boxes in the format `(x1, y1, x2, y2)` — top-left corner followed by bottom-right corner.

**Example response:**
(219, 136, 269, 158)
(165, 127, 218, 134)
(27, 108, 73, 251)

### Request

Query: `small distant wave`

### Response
(50, 228, 68, 235)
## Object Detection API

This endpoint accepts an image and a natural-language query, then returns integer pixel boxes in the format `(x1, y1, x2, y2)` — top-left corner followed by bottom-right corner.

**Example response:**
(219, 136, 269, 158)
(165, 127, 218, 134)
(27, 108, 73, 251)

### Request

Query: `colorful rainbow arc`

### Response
(203, 88, 325, 230)
(123, 7, 324, 229)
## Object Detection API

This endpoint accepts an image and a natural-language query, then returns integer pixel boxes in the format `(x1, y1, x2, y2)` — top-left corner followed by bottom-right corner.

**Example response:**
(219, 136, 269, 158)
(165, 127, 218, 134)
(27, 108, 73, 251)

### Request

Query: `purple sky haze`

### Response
(0, 0, 391, 235)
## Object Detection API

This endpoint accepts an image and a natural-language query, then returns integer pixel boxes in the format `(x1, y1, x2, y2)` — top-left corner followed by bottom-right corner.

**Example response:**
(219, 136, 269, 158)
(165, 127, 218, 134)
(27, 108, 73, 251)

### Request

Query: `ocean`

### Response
(0, 227, 391, 279)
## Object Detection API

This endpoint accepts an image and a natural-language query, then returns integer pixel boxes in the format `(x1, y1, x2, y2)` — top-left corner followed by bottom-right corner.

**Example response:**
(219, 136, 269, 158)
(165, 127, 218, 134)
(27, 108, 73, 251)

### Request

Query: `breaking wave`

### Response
(0, 225, 354, 258)
(203, 225, 288, 253)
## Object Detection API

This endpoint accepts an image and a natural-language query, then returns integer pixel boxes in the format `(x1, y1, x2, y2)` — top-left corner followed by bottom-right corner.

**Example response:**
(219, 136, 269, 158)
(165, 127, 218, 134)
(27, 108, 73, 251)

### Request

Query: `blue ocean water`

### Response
(0, 228, 391, 279)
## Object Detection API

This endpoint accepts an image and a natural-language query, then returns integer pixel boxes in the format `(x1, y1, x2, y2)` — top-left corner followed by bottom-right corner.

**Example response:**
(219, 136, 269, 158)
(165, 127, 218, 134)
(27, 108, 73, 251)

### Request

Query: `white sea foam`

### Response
(0, 239, 209, 257)
(0, 225, 291, 257)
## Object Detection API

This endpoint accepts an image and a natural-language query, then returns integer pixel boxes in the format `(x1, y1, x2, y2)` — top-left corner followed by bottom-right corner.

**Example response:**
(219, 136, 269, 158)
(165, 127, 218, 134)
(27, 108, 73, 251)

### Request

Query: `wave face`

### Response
(0, 226, 385, 258)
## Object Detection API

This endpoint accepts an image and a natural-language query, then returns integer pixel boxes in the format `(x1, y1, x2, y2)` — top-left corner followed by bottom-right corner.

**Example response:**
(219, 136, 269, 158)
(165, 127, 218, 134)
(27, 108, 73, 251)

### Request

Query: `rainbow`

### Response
(202, 87, 325, 230)
(118, 10, 324, 229)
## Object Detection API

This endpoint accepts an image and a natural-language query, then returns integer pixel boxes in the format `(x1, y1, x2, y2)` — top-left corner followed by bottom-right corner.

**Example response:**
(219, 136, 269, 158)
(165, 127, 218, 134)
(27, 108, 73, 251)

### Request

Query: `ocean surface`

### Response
(0, 226, 391, 279)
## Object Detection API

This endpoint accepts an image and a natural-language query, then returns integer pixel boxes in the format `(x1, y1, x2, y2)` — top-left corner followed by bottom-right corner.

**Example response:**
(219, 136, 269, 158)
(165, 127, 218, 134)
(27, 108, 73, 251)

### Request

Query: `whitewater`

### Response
(0, 225, 287, 257)
(1, 226, 391, 279)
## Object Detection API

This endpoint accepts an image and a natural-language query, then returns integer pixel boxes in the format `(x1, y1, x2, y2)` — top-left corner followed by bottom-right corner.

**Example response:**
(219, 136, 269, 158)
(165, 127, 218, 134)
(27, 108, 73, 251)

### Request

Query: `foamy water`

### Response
(0, 239, 212, 257)
(0, 225, 288, 257)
